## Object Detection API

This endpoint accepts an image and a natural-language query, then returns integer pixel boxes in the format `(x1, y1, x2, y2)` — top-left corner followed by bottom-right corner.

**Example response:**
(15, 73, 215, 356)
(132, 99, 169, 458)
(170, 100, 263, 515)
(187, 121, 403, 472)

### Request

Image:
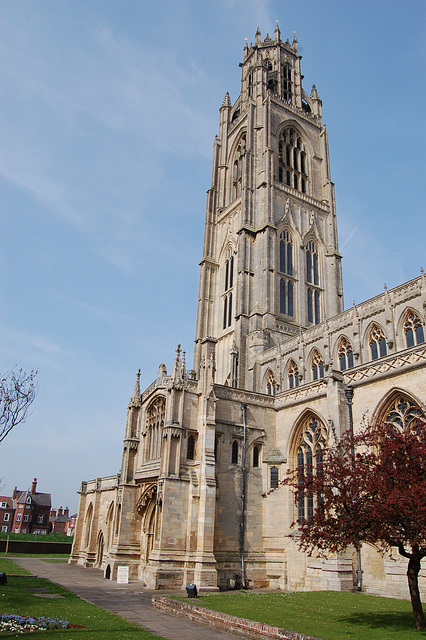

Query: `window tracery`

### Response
(278, 128, 308, 194)
(338, 338, 354, 371)
(306, 241, 320, 324)
(369, 324, 387, 360)
(223, 250, 234, 330)
(295, 416, 327, 520)
(232, 134, 246, 200)
(279, 230, 294, 317)
(266, 370, 276, 396)
(146, 397, 165, 461)
(311, 350, 324, 380)
(288, 360, 300, 389)
(403, 310, 425, 348)
(383, 396, 425, 433)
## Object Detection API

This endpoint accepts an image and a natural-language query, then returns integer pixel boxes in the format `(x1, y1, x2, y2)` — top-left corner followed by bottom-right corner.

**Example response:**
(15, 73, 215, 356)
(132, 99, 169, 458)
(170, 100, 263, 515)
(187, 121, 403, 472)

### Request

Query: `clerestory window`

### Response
(404, 311, 425, 348)
(266, 370, 276, 396)
(369, 324, 387, 360)
(288, 360, 300, 389)
(311, 350, 325, 380)
(338, 338, 354, 371)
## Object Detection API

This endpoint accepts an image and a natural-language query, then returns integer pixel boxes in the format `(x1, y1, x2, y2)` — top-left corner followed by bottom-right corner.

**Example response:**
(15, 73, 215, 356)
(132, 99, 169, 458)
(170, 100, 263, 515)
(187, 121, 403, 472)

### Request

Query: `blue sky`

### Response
(1, 1, 425, 513)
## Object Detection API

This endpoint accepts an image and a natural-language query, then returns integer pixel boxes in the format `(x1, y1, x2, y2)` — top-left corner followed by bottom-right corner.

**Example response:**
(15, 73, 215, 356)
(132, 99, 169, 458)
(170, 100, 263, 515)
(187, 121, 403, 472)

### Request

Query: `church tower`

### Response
(194, 25, 344, 389)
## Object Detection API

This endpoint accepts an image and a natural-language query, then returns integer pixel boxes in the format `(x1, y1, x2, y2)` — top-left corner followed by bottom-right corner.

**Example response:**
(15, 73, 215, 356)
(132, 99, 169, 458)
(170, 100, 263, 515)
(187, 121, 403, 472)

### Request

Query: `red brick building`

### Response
(0, 496, 15, 533)
(12, 478, 51, 535)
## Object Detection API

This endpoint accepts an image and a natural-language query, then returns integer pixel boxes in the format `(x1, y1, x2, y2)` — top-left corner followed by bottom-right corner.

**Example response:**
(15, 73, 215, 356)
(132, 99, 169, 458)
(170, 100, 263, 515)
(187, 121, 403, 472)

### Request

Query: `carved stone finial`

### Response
(384, 283, 387, 291)
(222, 91, 231, 107)
(274, 21, 280, 42)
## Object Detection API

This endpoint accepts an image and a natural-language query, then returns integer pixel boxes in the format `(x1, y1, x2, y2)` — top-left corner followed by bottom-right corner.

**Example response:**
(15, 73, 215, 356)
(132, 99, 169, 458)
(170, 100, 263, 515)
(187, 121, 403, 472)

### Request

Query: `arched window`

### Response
(253, 445, 259, 468)
(266, 370, 276, 396)
(311, 350, 324, 380)
(223, 251, 234, 330)
(279, 231, 293, 275)
(295, 416, 327, 520)
(288, 361, 300, 389)
(187, 434, 195, 460)
(369, 324, 387, 360)
(306, 241, 320, 324)
(146, 397, 166, 461)
(403, 311, 425, 348)
(232, 134, 246, 200)
(279, 231, 294, 318)
(278, 127, 308, 193)
(282, 65, 292, 102)
(383, 396, 424, 433)
(232, 440, 239, 464)
(270, 466, 279, 489)
(338, 338, 354, 371)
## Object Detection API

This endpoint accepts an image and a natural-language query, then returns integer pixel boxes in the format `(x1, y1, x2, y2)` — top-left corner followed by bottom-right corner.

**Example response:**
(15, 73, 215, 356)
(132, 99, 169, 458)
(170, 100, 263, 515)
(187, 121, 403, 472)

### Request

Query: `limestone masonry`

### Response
(70, 25, 426, 598)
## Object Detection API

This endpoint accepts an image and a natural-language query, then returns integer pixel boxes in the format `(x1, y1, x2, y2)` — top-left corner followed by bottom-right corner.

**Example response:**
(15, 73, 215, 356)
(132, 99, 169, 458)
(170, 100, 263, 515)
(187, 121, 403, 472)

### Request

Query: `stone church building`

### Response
(70, 26, 426, 599)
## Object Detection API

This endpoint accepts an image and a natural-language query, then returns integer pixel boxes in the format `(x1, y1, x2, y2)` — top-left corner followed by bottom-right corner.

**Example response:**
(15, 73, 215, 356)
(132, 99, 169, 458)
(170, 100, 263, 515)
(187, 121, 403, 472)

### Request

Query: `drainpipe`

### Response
(240, 402, 247, 588)
(345, 386, 362, 591)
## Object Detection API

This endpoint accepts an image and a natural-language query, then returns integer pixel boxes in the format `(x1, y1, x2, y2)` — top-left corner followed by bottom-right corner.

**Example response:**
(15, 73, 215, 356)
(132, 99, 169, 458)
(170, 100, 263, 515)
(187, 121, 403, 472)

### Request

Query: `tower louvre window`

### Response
(278, 128, 308, 194)
(282, 65, 292, 102)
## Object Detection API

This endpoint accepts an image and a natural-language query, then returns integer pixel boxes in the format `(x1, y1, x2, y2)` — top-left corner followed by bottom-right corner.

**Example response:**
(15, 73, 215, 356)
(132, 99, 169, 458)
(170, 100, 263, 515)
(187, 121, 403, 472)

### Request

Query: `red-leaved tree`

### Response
(283, 418, 426, 631)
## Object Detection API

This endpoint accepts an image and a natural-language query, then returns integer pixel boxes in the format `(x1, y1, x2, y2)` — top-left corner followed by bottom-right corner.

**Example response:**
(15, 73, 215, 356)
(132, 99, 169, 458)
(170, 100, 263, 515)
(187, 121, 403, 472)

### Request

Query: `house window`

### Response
(253, 446, 259, 468)
(1, 526, 7, 532)
(23, 514, 28, 523)
(295, 416, 327, 520)
(338, 338, 354, 371)
(26, 497, 31, 504)
(187, 434, 195, 460)
(278, 128, 308, 193)
(3, 513, 9, 522)
(232, 440, 239, 464)
(270, 466, 279, 489)
(0, 502, 7, 508)
(311, 350, 325, 380)
(38, 515, 43, 524)
(16, 514, 21, 522)
(404, 311, 425, 348)
(369, 324, 387, 360)
(288, 361, 300, 389)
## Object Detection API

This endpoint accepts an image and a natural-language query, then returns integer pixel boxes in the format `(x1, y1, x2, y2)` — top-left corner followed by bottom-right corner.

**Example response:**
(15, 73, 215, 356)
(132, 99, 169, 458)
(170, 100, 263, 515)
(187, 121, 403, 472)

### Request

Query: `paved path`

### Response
(11, 558, 242, 640)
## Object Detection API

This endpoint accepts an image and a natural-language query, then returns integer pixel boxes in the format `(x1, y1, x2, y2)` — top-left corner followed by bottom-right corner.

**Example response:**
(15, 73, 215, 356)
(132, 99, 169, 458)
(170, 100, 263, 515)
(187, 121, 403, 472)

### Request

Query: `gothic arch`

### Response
(276, 122, 311, 194)
(84, 502, 94, 548)
(105, 501, 114, 550)
(96, 530, 104, 567)
(307, 347, 325, 381)
(288, 408, 329, 459)
(397, 307, 425, 350)
(228, 130, 247, 203)
(262, 368, 277, 395)
(363, 321, 387, 361)
(144, 396, 166, 461)
(285, 359, 300, 389)
(334, 335, 355, 371)
(372, 388, 425, 432)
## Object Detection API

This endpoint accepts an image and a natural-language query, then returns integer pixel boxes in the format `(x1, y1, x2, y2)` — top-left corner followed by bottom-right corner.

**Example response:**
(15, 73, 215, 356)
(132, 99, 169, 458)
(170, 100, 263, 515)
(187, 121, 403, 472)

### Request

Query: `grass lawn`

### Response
(0, 553, 70, 558)
(188, 591, 426, 640)
(0, 557, 31, 575)
(0, 574, 166, 639)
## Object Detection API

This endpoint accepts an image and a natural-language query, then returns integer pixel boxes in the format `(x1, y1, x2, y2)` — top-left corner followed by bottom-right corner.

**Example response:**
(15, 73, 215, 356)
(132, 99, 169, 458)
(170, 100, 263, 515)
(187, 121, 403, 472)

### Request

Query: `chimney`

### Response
(64, 507, 69, 517)
(57, 506, 63, 517)
(13, 487, 17, 500)
(50, 508, 57, 518)
(31, 478, 37, 494)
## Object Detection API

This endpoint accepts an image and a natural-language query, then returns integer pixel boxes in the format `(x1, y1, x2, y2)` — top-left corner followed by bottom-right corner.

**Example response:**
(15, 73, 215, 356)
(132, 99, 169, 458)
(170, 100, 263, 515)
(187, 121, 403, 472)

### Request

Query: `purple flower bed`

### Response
(0, 613, 84, 632)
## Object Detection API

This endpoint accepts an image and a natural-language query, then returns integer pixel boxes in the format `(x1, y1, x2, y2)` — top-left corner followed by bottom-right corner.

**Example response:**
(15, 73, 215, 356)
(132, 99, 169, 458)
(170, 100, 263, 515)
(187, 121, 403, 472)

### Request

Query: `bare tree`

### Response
(0, 369, 38, 444)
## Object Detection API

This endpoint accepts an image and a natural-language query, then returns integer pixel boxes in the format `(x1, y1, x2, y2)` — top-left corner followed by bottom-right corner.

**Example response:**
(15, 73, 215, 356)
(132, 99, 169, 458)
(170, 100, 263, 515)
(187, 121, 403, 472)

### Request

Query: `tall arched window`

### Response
(369, 324, 387, 360)
(270, 466, 279, 489)
(266, 370, 276, 396)
(187, 434, 195, 460)
(279, 230, 294, 317)
(146, 397, 166, 461)
(311, 350, 324, 380)
(232, 440, 239, 464)
(288, 360, 300, 389)
(338, 338, 354, 371)
(403, 311, 425, 348)
(223, 251, 234, 330)
(253, 445, 259, 468)
(232, 134, 246, 200)
(306, 241, 320, 324)
(282, 65, 292, 102)
(278, 128, 308, 194)
(295, 416, 327, 520)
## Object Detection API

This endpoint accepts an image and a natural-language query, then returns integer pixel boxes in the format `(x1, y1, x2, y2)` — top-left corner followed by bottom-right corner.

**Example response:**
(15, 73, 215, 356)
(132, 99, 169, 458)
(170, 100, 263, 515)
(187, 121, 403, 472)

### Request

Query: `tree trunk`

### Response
(406, 551, 425, 631)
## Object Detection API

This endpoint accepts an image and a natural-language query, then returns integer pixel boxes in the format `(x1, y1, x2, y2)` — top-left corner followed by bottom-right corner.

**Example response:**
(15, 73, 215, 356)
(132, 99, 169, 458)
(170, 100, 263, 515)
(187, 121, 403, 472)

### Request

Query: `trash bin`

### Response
(186, 583, 197, 598)
(0, 572, 7, 585)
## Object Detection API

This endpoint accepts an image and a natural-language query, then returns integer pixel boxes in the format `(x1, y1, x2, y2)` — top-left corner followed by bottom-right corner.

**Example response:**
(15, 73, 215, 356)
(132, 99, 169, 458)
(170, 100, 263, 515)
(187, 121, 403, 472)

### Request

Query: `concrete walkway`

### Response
(11, 558, 243, 640)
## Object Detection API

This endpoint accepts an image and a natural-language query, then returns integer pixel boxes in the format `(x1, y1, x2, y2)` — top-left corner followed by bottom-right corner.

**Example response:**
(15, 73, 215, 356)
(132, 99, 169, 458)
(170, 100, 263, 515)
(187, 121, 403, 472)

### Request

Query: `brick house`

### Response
(0, 496, 15, 533)
(12, 478, 51, 535)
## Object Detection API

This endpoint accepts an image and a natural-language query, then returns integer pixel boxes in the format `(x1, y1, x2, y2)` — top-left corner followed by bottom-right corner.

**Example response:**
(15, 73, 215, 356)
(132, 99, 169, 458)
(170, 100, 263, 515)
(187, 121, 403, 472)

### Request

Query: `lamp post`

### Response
(345, 386, 362, 591)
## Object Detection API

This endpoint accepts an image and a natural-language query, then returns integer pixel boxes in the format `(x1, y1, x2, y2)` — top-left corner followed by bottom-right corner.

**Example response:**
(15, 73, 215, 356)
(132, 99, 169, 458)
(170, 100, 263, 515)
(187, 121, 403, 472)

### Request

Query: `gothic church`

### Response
(70, 26, 426, 599)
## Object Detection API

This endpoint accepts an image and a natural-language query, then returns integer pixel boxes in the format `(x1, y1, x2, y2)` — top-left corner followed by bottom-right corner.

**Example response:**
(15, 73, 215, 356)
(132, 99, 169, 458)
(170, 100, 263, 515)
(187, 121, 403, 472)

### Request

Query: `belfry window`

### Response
(369, 324, 387, 360)
(295, 416, 326, 520)
(311, 350, 324, 380)
(288, 360, 300, 389)
(404, 311, 425, 348)
(232, 134, 246, 201)
(338, 338, 354, 371)
(278, 127, 308, 194)
(282, 65, 292, 102)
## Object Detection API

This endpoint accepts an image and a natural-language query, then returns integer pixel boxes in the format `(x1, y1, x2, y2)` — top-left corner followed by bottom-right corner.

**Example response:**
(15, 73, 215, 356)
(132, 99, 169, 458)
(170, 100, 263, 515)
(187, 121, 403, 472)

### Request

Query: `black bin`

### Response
(0, 572, 7, 585)
(186, 583, 197, 598)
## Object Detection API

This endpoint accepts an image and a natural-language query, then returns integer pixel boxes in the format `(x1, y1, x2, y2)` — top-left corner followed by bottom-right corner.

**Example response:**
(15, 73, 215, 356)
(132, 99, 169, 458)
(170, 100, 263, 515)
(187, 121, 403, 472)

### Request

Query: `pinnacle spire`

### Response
(274, 20, 281, 42)
(129, 368, 141, 408)
(222, 91, 231, 107)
